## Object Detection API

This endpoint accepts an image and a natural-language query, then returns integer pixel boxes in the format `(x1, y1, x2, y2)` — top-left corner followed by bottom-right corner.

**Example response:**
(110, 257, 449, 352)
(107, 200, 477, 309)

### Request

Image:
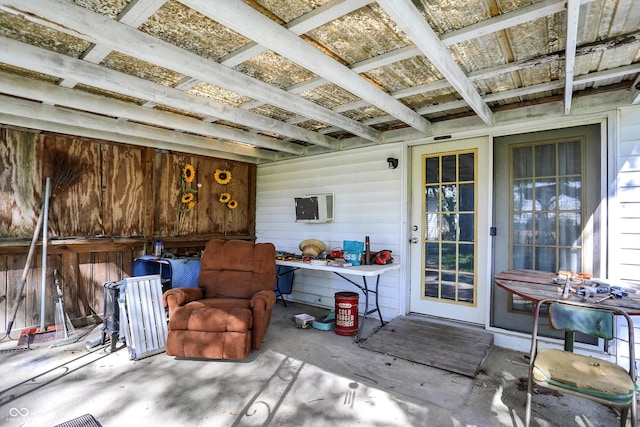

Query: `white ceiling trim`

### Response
(376, 0, 493, 126)
(573, 64, 640, 85)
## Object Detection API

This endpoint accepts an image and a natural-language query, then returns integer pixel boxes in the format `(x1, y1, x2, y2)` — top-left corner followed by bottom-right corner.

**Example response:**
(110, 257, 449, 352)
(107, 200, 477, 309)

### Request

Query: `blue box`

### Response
(132, 255, 200, 289)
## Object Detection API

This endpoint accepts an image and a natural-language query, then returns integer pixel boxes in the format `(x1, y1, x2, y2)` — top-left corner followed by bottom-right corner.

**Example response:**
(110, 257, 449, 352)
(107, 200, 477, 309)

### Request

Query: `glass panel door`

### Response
(492, 125, 602, 334)
(424, 151, 477, 305)
(410, 137, 490, 325)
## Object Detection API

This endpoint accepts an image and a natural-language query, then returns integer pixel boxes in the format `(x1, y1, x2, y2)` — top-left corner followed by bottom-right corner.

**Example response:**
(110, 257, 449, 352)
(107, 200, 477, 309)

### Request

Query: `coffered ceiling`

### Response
(0, 0, 639, 162)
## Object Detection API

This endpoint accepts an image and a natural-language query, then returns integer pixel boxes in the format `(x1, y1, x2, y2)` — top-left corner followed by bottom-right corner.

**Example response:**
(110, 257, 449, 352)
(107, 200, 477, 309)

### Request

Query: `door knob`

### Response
(410, 237, 419, 244)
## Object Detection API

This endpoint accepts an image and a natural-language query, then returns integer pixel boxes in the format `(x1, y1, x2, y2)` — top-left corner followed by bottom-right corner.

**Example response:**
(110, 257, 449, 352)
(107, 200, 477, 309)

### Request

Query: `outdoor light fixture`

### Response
(387, 157, 398, 169)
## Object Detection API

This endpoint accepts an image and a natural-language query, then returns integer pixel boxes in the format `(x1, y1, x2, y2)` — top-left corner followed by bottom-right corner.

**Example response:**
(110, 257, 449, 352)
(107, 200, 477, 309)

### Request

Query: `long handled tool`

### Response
(2, 179, 47, 340)
(39, 177, 51, 332)
(16, 178, 62, 346)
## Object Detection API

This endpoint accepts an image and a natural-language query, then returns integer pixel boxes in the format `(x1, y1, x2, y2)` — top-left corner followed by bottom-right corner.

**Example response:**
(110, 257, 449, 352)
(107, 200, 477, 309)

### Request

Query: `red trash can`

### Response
(334, 292, 359, 336)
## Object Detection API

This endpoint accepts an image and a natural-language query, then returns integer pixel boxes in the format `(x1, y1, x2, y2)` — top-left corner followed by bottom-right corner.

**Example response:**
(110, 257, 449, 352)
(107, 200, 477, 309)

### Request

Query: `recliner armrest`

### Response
(251, 289, 276, 310)
(163, 287, 204, 315)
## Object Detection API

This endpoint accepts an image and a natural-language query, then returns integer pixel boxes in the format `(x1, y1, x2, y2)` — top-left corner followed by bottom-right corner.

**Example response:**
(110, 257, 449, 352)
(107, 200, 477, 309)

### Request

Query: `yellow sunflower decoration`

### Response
(219, 192, 231, 204)
(214, 169, 232, 185)
(183, 164, 195, 183)
(175, 163, 198, 235)
(228, 200, 238, 210)
(181, 192, 195, 204)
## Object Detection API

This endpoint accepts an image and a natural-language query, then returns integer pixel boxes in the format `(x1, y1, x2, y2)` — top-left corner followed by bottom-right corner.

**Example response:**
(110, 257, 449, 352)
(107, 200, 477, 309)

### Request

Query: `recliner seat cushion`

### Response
(187, 298, 251, 310)
(168, 306, 252, 333)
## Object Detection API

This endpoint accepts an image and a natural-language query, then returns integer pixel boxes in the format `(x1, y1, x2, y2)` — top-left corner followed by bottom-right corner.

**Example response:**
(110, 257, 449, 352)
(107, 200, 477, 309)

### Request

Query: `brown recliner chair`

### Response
(163, 239, 276, 360)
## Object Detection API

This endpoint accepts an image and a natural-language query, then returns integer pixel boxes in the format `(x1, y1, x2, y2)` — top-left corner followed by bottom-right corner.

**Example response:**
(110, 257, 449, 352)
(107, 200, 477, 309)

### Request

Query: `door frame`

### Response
(398, 113, 613, 352)
(407, 136, 493, 326)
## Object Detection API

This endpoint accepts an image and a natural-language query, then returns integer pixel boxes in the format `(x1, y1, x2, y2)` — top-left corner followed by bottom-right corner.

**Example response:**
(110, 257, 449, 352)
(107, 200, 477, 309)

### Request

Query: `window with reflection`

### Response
(510, 140, 583, 310)
(423, 150, 477, 305)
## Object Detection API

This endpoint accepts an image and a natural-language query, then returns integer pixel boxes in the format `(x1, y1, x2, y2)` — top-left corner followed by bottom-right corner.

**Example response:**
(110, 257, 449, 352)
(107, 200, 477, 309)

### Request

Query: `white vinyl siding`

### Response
(615, 106, 640, 285)
(615, 105, 640, 369)
(256, 144, 404, 320)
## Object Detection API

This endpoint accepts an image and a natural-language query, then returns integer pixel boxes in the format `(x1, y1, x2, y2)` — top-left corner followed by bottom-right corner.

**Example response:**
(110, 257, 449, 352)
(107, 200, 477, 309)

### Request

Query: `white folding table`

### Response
(275, 260, 400, 342)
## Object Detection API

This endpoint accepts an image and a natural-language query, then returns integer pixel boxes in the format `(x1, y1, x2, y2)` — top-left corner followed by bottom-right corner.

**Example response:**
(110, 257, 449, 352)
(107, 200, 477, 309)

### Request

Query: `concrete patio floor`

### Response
(0, 300, 631, 426)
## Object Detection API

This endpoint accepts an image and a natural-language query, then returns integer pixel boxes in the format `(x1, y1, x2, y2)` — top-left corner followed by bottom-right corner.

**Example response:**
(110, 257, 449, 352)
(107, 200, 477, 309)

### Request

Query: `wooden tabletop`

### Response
(494, 269, 640, 315)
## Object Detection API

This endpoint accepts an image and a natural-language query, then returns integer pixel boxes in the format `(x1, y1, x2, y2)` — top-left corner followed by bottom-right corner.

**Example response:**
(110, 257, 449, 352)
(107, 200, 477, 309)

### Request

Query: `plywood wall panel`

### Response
(153, 150, 176, 236)
(202, 157, 230, 235)
(175, 154, 200, 236)
(44, 135, 102, 237)
(0, 128, 42, 238)
(101, 143, 145, 236)
(153, 151, 256, 237)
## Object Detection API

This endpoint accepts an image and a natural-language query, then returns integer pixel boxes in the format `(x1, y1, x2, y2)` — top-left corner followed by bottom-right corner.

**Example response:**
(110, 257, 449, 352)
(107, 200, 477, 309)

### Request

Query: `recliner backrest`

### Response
(198, 240, 276, 299)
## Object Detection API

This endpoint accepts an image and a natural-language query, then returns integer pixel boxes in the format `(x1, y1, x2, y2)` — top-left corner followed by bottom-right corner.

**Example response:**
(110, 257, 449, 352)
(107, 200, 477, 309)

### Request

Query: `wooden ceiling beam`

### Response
(59, 0, 167, 88)
(564, 0, 580, 114)
(220, 0, 372, 68)
(0, 96, 268, 162)
(181, 0, 429, 135)
(376, 0, 493, 125)
(0, 70, 300, 157)
(0, 0, 379, 144)
(440, 0, 593, 46)
(0, 37, 326, 150)
(271, 0, 579, 108)
(179, 0, 373, 112)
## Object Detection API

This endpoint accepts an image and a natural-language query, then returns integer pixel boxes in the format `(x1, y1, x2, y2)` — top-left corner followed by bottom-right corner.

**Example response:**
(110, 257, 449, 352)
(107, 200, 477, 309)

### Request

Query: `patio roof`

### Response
(0, 0, 638, 163)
